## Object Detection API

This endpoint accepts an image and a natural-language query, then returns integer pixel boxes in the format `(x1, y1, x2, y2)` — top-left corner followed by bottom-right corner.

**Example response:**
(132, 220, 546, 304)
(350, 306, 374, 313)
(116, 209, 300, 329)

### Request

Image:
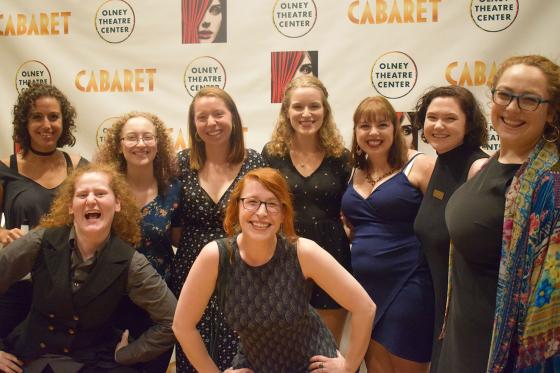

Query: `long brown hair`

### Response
(188, 87, 246, 170)
(350, 96, 408, 170)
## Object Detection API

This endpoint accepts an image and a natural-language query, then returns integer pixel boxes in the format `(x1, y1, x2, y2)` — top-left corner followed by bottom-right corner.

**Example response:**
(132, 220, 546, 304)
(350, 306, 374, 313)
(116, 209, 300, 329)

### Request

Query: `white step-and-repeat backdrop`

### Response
(1, 0, 559, 159)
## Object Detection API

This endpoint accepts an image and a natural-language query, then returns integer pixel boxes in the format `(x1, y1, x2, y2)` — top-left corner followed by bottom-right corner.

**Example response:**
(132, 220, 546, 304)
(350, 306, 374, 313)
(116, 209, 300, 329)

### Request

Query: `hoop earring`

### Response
(421, 133, 428, 143)
(543, 122, 560, 143)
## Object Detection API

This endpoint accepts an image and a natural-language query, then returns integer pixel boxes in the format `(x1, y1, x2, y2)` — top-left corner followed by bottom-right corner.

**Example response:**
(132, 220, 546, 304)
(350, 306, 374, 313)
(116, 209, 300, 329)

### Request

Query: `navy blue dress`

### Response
(341, 158, 434, 362)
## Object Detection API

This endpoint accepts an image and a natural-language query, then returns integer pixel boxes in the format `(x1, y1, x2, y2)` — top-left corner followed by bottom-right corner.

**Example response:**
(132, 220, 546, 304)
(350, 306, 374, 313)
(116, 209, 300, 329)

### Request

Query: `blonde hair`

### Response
(97, 111, 177, 194)
(266, 76, 345, 158)
(40, 163, 142, 246)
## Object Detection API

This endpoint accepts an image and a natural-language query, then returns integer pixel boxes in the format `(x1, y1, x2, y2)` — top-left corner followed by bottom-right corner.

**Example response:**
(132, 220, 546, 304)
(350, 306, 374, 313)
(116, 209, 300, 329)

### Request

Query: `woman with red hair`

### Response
(173, 168, 375, 373)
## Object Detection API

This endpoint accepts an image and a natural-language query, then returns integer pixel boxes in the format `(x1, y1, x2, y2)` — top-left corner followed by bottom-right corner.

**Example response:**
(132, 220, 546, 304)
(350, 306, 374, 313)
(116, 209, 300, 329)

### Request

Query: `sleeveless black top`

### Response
(221, 236, 337, 372)
(0, 153, 88, 229)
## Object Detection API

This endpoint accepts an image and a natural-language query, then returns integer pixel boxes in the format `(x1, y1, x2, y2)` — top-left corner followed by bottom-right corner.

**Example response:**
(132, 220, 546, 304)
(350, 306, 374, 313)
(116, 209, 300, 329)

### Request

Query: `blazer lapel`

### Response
(41, 227, 75, 318)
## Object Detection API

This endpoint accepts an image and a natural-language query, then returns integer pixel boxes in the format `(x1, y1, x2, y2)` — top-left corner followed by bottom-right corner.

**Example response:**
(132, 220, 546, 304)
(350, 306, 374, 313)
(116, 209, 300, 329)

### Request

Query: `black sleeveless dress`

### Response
(221, 236, 337, 372)
(413, 143, 487, 371)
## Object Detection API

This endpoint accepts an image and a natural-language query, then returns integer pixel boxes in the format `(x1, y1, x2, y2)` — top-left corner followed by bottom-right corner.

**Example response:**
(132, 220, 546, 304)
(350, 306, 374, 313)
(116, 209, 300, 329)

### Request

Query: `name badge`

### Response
(433, 189, 444, 200)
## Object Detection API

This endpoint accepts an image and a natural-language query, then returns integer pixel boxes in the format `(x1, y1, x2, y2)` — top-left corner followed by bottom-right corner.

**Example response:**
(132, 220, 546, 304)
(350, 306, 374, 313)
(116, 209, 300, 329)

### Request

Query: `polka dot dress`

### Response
(171, 149, 266, 372)
(262, 147, 352, 309)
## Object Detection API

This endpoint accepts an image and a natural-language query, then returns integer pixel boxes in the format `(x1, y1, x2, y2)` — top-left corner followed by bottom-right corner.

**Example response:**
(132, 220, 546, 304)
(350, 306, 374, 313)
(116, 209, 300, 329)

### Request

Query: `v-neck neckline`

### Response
(288, 153, 326, 179)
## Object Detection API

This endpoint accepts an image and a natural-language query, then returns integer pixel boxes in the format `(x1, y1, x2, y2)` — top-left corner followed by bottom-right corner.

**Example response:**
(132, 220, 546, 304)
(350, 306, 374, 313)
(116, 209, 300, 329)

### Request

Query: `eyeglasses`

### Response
(492, 89, 550, 111)
(120, 134, 156, 147)
(239, 198, 282, 214)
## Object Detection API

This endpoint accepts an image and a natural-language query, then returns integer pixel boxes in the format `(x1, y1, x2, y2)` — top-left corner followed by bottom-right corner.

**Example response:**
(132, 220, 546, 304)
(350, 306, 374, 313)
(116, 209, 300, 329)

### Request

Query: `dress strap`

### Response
(62, 151, 73, 172)
(9, 154, 18, 171)
(348, 167, 357, 184)
(403, 152, 423, 176)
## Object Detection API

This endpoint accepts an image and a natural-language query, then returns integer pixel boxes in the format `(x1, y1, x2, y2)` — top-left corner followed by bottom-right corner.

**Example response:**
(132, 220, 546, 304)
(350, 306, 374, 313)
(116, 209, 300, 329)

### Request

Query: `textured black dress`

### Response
(221, 236, 338, 372)
(170, 149, 266, 372)
(438, 156, 520, 373)
(413, 143, 487, 371)
(262, 146, 351, 309)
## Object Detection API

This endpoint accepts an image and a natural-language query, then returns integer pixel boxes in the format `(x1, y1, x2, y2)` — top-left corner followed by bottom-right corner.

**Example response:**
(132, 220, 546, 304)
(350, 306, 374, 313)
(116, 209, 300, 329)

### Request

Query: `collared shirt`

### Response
(68, 229, 109, 293)
(0, 226, 177, 368)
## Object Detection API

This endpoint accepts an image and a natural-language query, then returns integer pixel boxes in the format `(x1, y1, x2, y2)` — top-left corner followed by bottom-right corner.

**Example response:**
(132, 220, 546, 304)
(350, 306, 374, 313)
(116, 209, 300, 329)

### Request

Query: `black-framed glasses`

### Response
(120, 133, 156, 147)
(492, 89, 550, 111)
(239, 198, 282, 214)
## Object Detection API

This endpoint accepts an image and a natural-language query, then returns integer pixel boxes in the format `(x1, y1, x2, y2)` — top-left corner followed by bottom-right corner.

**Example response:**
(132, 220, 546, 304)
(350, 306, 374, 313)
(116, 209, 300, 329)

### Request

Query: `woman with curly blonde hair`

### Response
(262, 76, 351, 343)
(97, 112, 181, 372)
(0, 162, 176, 373)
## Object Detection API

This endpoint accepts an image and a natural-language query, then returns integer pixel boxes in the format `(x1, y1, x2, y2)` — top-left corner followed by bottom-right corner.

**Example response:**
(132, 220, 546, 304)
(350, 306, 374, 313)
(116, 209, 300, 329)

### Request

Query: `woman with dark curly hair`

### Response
(0, 163, 176, 373)
(0, 83, 87, 339)
(97, 112, 181, 372)
(412, 85, 488, 372)
(262, 76, 351, 344)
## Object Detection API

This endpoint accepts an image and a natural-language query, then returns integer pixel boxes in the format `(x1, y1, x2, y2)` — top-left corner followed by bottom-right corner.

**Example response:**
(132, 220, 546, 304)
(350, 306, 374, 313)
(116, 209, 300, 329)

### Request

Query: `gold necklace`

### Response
(365, 168, 397, 187)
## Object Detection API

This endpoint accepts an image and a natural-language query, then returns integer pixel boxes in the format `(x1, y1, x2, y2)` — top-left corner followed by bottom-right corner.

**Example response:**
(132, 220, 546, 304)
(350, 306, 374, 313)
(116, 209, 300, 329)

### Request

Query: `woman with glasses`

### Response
(97, 111, 180, 372)
(412, 85, 488, 372)
(171, 87, 267, 372)
(263, 76, 351, 344)
(173, 167, 375, 373)
(438, 55, 560, 372)
(0, 83, 87, 340)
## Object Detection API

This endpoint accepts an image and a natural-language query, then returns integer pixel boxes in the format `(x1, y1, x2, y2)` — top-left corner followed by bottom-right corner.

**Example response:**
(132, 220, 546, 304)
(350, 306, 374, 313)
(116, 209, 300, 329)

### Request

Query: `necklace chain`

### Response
(365, 168, 397, 187)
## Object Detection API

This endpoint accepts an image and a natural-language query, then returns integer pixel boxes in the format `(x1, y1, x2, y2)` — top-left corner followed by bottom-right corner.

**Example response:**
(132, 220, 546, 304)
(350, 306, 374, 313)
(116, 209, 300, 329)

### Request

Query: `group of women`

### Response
(0, 53, 559, 373)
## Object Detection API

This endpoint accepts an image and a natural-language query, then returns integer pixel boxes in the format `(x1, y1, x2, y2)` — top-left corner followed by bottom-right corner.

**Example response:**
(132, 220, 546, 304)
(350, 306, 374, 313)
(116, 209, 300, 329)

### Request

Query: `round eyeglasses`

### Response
(120, 134, 156, 147)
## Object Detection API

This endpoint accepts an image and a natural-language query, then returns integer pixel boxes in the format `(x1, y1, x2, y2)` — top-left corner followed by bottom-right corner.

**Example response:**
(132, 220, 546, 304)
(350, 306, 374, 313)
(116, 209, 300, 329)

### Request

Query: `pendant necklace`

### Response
(365, 168, 397, 187)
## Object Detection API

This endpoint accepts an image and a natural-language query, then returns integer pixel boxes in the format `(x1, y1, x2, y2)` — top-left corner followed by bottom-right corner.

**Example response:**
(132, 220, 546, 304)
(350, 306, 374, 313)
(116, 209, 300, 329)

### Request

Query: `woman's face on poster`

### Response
(198, 0, 223, 43)
(400, 113, 414, 149)
(294, 53, 314, 78)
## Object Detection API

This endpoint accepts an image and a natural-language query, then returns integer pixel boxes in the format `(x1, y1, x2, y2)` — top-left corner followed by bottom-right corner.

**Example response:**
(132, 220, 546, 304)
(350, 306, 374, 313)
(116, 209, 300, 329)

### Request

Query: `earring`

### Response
(421, 132, 428, 143)
(194, 132, 203, 143)
(355, 146, 363, 156)
(543, 122, 560, 143)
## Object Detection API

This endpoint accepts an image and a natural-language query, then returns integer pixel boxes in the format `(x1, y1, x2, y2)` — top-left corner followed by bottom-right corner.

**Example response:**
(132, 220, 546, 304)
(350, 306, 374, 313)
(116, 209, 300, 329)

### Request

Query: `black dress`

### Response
(262, 146, 351, 309)
(170, 149, 266, 373)
(437, 156, 520, 373)
(222, 236, 338, 372)
(0, 153, 87, 338)
(413, 143, 487, 371)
